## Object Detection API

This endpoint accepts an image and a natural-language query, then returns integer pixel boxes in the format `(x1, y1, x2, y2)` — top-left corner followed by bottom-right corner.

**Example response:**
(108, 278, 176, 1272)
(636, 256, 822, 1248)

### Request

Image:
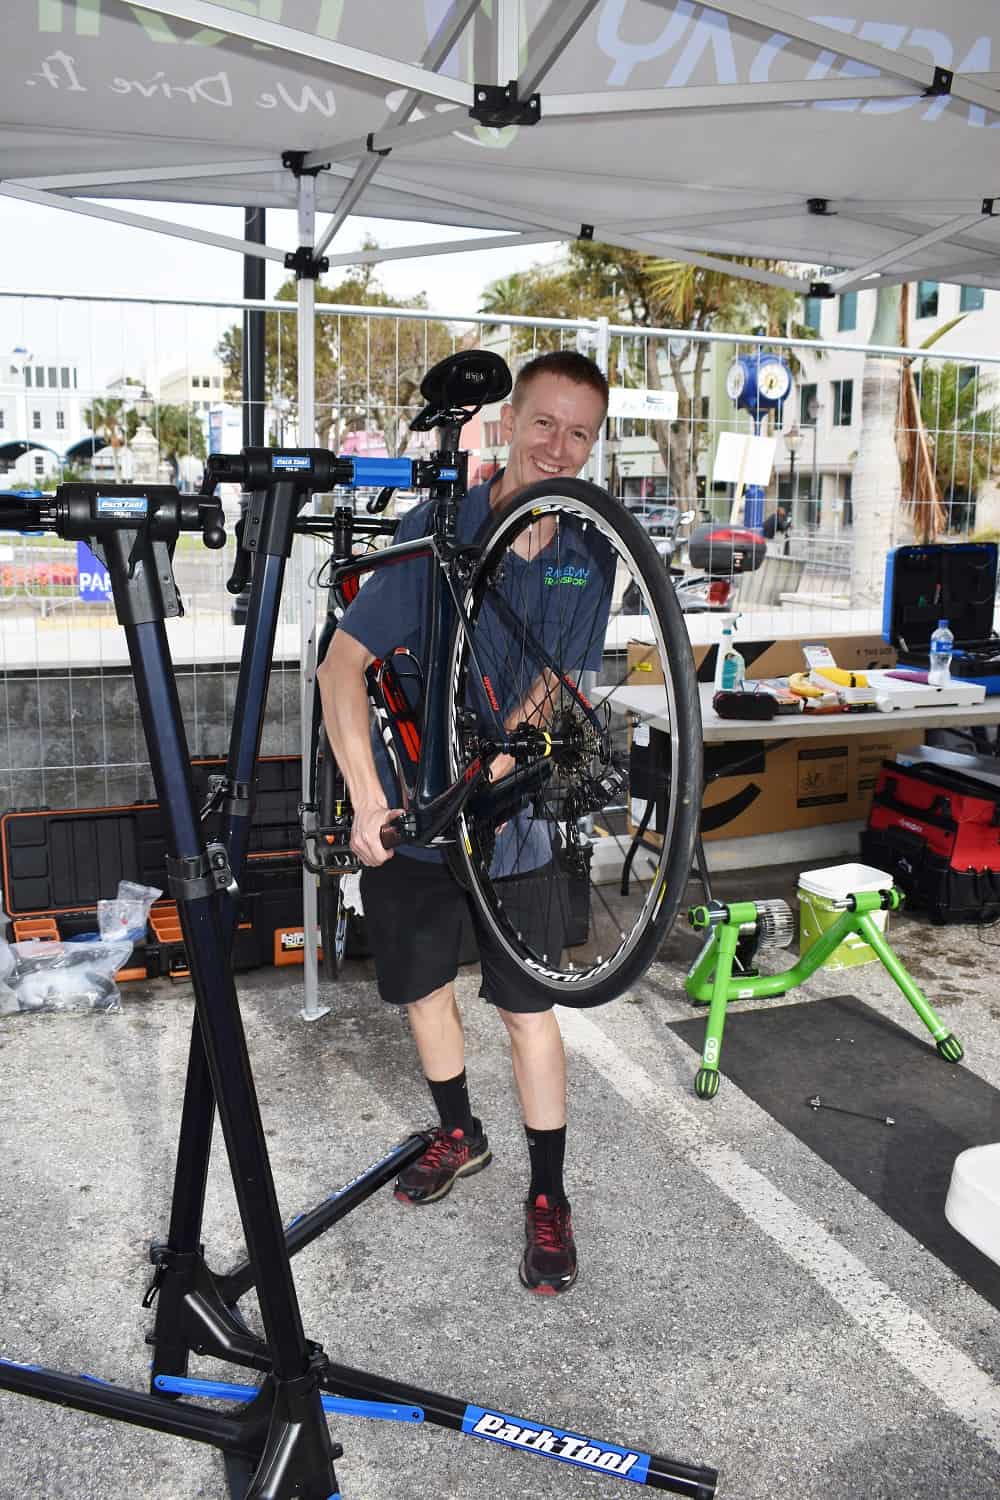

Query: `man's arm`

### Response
(316, 629, 401, 866)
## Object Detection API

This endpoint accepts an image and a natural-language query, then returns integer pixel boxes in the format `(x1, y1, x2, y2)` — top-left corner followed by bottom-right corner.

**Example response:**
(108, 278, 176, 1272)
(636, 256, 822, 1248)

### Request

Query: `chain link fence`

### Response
(1, 289, 997, 811)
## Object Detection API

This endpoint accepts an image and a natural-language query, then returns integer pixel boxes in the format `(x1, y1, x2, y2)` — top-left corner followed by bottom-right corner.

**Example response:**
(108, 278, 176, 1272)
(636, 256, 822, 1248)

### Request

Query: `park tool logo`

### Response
(462, 1406, 649, 1480)
(271, 454, 312, 471)
(96, 495, 148, 517)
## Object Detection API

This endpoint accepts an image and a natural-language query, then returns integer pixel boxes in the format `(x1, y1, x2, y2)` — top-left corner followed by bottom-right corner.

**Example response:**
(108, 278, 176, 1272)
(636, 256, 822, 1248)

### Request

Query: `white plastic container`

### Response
(797, 862, 893, 970)
(946, 1144, 1000, 1268)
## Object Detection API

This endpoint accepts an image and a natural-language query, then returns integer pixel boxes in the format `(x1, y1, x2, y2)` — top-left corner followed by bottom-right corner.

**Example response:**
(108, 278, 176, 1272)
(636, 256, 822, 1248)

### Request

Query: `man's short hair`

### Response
(512, 350, 609, 415)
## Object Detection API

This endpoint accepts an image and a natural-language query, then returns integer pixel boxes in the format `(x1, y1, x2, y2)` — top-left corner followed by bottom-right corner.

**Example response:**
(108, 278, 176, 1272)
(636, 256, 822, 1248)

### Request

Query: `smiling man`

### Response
(318, 350, 609, 1295)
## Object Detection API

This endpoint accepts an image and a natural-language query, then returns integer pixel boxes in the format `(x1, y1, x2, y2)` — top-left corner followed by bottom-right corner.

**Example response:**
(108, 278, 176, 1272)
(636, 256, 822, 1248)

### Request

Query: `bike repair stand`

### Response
(0, 484, 344, 1496)
(143, 452, 434, 1496)
(684, 888, 964, 1099)
(0, 473, 718, 1500)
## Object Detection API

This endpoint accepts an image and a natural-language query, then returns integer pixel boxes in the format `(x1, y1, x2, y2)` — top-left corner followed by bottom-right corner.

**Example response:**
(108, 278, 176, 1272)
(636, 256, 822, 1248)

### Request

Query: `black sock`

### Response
(427, 1070, 475, 1136)
(525, 1124, 567, 1204)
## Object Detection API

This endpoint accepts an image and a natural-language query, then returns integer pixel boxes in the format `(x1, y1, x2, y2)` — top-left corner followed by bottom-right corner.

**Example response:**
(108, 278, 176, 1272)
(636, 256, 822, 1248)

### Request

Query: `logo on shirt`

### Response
(544, 564, 589, 588)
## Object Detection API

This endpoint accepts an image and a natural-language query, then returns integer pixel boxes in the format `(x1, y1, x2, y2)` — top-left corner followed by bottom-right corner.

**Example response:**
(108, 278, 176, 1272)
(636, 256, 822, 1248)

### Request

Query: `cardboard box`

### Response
(629, 727, 922, 844)
(625, 633, 896, 688)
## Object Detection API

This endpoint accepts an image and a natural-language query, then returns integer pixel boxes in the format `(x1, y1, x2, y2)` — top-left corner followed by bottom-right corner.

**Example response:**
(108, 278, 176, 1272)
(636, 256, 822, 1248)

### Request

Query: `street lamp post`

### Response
(807, 395, 822, 526)
(130, 386, 160, 483)
(783, 423, 802, 527)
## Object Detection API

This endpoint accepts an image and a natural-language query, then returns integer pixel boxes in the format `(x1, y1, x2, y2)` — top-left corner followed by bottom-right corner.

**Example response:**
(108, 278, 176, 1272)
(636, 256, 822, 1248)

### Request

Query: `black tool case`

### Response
(882, 542, 1000, 693)
(0, 756, 305, 978)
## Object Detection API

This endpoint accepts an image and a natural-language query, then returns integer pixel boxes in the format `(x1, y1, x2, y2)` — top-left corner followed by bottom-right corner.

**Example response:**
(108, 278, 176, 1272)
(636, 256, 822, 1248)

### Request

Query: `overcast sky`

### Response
(0, 195, 561, 389)
(1, 196, 557, 307)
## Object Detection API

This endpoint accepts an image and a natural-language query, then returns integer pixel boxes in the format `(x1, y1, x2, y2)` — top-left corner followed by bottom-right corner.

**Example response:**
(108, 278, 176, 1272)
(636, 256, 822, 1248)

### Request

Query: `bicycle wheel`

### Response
(315, 723, 349, 981)
(447, 477, 701, 1007)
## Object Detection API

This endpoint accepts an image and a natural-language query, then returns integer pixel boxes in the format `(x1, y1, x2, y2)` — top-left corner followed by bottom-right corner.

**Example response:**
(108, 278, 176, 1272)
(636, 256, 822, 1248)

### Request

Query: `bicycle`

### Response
(300, 348, 702, 1006)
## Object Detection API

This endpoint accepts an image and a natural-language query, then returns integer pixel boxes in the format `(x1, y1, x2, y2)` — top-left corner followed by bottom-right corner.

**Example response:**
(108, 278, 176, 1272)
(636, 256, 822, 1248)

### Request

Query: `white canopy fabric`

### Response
(3, 1, 1000, 295)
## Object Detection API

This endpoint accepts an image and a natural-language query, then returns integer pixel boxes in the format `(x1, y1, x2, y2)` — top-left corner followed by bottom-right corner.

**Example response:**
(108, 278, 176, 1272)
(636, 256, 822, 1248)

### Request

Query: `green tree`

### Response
(481, 242, 817, 501)
(216, 250, 454, 456)
(82, 397, 126, 480)
(124, 403, 207, 465)
(918, 361, 1000, 531)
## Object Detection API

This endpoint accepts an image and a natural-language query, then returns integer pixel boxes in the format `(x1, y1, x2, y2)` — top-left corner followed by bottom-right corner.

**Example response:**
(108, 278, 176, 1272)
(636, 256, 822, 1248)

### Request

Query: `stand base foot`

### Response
(695, 1068, 720, 1100)
(300, 1005, 331, 1024)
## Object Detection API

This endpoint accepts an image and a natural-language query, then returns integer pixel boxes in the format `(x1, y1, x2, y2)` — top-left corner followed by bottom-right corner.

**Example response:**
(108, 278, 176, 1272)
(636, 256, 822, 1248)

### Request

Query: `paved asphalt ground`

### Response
(1, 864, 999, 1500)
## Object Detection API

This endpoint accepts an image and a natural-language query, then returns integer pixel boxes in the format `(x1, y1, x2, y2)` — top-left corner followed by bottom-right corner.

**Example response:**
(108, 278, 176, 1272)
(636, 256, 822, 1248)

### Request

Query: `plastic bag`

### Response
(0, 937, 132, 1014)
(98, 879, 162, 945)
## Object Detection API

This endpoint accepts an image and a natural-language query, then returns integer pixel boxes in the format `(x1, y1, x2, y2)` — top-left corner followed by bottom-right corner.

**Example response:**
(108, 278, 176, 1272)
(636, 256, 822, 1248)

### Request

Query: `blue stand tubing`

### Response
(349, 456, 415, 489)
(153, 1374, 423, 1424)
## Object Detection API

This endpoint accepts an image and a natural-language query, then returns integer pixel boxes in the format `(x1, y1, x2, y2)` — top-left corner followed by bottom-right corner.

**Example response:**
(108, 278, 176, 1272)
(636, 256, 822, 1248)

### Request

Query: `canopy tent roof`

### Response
(3, 1, 1000, 297)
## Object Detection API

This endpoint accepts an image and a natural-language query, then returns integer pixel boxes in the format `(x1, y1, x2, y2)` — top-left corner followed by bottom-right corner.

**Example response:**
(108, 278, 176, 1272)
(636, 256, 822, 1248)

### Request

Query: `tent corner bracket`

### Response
(285, 246, 330, 280)
(470, 81, 541, 127)
(922, 67, 953, 98)
(282, 150, 326, 178)
(982, 198, 997, 217)
(809, 281, 835, 299)
(807, 198, 834, 217)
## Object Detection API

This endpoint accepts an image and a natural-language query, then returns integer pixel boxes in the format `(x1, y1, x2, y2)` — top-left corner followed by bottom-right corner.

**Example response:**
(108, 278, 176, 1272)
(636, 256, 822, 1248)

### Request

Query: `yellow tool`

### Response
(788, 671, 825, 699)
(813, 665, 869, 688)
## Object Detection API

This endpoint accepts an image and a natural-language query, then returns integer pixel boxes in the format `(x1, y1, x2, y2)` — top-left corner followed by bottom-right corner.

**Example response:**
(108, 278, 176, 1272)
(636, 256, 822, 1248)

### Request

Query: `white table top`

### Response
(609, 682, 1000, 744)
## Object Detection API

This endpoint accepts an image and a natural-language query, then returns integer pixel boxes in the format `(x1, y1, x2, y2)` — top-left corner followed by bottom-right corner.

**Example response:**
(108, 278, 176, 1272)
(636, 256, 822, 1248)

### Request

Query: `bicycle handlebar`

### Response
(380, 818, 406, 850)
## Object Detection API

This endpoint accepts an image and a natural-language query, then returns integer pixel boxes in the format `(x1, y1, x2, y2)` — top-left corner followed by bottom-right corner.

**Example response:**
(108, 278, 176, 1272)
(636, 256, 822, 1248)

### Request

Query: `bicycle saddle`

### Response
(409, 350, 512, 431)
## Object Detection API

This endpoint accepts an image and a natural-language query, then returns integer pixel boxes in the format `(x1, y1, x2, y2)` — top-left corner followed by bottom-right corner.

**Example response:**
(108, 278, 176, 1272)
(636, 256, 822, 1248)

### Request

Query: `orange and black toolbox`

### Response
(1, 756, 307, 980)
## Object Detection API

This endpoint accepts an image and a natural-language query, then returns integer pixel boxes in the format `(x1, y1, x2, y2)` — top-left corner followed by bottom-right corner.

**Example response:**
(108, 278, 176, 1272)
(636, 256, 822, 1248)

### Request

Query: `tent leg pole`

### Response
(295, 171, 328, 1024)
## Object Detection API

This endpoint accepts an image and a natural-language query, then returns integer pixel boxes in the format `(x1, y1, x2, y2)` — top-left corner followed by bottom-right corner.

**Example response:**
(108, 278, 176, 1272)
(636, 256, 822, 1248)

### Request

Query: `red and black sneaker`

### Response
(519, 1194, 578, 1295)
(393, 1121, 492, 1205)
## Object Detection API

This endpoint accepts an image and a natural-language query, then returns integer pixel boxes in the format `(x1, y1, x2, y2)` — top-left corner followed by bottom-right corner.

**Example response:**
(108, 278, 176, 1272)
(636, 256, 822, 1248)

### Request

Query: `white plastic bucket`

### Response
(797, 862, 893, 970)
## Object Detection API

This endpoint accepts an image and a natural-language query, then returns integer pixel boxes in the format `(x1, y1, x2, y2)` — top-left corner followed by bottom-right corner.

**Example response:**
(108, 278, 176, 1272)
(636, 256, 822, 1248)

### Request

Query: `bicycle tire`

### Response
(315, 723, 349, 981)
(446, 477, 701, 1007)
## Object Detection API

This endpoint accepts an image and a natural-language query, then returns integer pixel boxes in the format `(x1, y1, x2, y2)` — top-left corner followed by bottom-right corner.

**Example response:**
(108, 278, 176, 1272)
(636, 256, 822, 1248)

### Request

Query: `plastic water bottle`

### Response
(928, 619, 954, 687)
(714, 619, 745, 693)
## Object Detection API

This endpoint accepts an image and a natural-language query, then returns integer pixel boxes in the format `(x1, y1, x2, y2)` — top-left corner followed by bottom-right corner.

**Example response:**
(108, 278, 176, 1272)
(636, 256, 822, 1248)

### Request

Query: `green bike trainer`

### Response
(683, 887, 964, 1100)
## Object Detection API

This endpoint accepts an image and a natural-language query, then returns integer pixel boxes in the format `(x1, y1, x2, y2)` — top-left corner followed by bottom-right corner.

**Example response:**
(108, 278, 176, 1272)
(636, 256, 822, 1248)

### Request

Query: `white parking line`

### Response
(560, 1006, 1000, 1451)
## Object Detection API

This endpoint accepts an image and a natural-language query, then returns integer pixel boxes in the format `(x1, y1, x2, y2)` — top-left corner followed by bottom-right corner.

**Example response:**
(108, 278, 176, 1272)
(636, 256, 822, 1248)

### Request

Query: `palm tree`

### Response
(645, 256, 820, 503)
(82, 397, 126, 480)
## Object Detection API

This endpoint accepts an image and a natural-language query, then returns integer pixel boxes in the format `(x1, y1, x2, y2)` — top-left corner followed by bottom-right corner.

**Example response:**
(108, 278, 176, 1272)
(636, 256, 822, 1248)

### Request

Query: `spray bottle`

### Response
(714, 615, 746, 693)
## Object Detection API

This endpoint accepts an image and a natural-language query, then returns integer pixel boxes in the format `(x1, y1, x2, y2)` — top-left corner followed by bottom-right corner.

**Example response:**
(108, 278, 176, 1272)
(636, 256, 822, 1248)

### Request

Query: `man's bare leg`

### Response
(394, 982, 491, 1205)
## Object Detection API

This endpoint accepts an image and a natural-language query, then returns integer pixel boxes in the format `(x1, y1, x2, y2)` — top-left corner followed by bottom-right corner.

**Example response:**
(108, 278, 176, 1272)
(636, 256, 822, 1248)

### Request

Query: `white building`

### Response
(0, 348, 85, 486)
(158, 363, 226, 415)
(771, 281, 996, 531)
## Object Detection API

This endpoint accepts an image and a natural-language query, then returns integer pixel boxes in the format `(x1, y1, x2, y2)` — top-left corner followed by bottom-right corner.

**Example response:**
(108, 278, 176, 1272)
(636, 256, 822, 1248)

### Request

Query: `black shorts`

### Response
(359, 852, 564, 1014)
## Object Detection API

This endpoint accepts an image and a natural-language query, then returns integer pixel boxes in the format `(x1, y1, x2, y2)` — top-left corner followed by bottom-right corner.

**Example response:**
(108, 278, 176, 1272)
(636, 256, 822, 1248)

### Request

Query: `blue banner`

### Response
(76, 542, 112, 603)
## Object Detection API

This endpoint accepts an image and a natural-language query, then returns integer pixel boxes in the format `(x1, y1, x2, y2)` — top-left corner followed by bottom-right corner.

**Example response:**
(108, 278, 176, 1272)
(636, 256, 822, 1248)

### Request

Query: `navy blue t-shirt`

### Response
(339, 477, 614, 872)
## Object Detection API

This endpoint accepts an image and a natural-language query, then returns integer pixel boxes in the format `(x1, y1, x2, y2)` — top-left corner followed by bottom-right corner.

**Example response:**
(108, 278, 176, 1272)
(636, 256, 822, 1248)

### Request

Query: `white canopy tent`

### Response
(3, 0, 1000, 1012)
(2, 1, 1000, 293)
